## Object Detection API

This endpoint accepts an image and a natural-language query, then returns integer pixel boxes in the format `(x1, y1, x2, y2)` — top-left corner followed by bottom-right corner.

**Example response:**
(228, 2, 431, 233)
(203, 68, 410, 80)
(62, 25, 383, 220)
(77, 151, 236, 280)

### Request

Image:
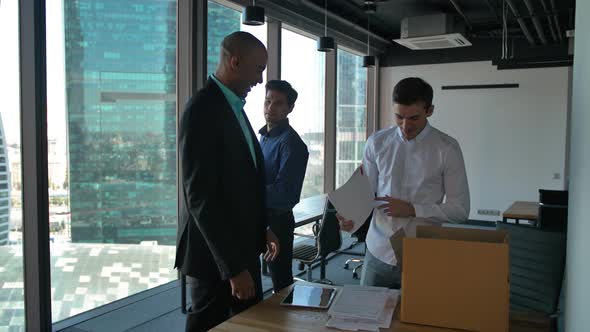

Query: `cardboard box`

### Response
(400, 225, 510, 332)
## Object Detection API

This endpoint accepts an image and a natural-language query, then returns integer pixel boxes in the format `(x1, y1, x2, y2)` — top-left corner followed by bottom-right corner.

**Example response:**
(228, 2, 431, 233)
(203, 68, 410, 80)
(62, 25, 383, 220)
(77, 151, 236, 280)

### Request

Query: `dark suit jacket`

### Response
(175, 78, 267, 281)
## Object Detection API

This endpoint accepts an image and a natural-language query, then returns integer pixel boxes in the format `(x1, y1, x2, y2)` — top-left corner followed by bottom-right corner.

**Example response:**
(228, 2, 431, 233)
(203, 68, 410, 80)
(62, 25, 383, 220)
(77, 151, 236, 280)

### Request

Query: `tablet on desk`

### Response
(280, 284, 337, 309)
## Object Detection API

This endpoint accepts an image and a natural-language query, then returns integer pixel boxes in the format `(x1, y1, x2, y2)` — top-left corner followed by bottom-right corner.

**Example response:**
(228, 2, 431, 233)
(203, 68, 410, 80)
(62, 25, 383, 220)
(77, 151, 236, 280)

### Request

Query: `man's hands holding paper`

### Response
(375, 195, 416, 218)
(336, 214, 355, 232)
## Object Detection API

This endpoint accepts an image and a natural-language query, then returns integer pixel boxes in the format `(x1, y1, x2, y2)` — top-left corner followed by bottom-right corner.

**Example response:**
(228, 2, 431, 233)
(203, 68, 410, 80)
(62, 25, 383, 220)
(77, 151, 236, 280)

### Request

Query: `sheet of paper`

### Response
(328, 167, 375, 234)
(326, 287, 399, 331)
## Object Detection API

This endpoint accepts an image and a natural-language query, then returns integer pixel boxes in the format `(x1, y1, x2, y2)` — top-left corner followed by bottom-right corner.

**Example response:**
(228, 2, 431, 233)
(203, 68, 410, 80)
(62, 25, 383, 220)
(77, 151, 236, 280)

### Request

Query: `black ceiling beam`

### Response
(481, 0, 502, 25)
(299, 0, 390, 44)
(549, 0, 564, 42)
(539, 0, 558, 42)
(522, 0, 548, 45)
(505, 0, 536, 46)
(448, 0, 473, 31)
(492, 55, 573, 69)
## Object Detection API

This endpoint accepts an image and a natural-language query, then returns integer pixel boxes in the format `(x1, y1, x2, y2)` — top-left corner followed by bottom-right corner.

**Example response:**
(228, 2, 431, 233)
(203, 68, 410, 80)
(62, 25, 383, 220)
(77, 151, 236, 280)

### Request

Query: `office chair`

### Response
(496, 221, 566, 323)
(538, 189, 568, 232)
(342, 212, 371, 279)
(292, 198, 342, 284)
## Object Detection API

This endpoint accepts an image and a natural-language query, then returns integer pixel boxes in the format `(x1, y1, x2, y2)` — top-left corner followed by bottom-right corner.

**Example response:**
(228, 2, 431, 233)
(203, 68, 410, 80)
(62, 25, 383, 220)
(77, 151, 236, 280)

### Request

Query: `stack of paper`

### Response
(326, 285, 399, 332)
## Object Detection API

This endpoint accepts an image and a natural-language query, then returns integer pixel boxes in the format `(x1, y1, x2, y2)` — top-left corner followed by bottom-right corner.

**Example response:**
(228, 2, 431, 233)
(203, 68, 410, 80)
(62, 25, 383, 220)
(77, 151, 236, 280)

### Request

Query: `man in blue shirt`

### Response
(259, 80, 309, 292)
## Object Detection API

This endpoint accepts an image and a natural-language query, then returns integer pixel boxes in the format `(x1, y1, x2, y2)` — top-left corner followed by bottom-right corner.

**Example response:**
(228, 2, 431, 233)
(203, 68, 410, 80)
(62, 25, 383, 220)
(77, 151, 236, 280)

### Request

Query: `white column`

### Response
(565, 0, 590, 330)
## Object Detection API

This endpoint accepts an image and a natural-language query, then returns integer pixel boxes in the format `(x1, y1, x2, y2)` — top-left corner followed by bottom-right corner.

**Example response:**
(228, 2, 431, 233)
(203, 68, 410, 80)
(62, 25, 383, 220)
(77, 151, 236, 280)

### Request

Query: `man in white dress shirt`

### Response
(338, 77, 470, 288)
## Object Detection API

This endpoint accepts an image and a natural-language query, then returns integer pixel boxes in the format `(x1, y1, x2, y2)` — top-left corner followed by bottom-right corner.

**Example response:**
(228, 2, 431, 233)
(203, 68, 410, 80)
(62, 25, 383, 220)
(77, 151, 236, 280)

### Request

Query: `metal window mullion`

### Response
(267, 20, 281, 81)
(324, 48, 337, 193)
(19, 0, 53, 330)
(176, 0, 207, 312)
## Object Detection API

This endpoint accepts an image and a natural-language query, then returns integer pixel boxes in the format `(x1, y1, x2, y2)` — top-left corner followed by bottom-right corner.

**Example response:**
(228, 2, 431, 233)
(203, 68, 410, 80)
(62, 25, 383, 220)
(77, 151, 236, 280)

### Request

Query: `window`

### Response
(281, 27, 325, 198)
(207, 1, 267, 133)
(0, 0, 24, 329)
(48, 0, 178, 321)
(336, 49, 367, 188)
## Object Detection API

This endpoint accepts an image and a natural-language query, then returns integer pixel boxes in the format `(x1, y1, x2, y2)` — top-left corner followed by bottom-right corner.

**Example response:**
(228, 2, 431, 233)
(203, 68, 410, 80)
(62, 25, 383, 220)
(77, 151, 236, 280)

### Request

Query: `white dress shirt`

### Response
(363, 122, 470, 266)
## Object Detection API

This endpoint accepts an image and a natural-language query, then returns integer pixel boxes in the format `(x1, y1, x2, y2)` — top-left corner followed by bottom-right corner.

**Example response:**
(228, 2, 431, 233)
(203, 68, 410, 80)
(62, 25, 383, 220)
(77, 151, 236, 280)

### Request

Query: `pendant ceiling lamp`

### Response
(317, 0, 334, 52)
(242, 0, 265, 26)
(362, 6, 376, 67)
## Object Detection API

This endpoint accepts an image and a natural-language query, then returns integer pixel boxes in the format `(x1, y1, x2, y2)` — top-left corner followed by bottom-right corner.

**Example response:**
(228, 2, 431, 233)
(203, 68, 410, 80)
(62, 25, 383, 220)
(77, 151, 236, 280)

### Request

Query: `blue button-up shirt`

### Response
(259, 118, 309, 210)
(210, 75, 257, 168)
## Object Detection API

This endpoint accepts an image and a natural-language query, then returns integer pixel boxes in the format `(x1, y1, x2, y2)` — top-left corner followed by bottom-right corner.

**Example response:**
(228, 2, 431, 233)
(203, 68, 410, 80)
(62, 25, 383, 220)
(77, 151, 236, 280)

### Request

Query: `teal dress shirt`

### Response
(210, 75, 257, 168)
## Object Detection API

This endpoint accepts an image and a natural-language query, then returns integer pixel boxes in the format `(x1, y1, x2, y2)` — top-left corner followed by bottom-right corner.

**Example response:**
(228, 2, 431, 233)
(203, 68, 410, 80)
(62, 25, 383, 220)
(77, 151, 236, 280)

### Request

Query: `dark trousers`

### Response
(185, 259, 262, 332)
(267, 210, 295, 292)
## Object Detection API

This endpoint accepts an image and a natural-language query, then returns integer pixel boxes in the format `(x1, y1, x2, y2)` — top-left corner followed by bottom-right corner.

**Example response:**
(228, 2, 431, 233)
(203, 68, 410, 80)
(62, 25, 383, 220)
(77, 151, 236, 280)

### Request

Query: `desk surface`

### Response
(293, 194, 326, 227)
(212, 282, 462, 332)
(212, 282, 550, 332)
(503, 201, 539, 220)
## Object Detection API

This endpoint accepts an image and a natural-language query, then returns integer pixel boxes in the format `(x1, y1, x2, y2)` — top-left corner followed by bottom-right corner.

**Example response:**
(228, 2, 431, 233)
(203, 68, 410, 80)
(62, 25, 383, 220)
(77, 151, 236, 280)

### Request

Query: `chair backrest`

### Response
(496, 221, 566, 314)
(317, 199, 342, 257)
(351, 211, 372, 242)
(538, 189, 568, 231)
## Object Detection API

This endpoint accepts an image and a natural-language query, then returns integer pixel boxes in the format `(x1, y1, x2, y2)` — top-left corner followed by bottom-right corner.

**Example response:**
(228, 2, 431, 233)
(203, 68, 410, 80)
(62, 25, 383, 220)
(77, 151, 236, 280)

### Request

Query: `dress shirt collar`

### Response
(259, 118, 290, 137)
(210, 75, 246, 112)
(396, 122, 432, 143)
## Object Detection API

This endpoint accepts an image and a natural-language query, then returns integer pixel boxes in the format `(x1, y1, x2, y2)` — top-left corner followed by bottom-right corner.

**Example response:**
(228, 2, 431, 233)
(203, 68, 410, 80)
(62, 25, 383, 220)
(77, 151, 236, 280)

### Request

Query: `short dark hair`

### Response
(392, 77, 433, 107)
(265, 80, 298, 107)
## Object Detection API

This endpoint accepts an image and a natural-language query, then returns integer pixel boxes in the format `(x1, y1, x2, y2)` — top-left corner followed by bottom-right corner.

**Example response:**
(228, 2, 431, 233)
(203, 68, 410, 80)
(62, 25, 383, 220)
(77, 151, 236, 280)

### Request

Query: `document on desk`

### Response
(328, 167, 375, 234)
(326, 285, 399, 331)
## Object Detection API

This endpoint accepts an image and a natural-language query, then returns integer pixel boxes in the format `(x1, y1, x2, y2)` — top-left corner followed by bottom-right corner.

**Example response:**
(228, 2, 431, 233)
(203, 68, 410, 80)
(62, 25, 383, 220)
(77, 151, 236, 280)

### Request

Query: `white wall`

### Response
(565, 0, 590, 330)
(379, 62, 569, 221)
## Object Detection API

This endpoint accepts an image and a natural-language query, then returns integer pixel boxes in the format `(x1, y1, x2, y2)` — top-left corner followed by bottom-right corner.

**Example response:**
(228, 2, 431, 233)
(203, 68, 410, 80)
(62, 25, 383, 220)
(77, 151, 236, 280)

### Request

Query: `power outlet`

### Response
(477, 209, 501, 216)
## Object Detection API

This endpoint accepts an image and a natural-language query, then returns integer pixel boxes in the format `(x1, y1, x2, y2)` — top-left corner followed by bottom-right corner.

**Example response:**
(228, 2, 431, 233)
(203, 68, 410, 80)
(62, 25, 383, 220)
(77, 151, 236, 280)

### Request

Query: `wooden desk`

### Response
(503, 201, 538, 225)
(293, 194, 326, 228)
(212, 282, 551, 332)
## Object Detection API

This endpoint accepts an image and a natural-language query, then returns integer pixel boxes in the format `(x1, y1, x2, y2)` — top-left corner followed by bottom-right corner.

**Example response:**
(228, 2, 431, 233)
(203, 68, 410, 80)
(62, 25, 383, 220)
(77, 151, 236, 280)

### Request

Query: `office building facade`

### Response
(64, 0, 177, 244)
(0, 114, 10, 245)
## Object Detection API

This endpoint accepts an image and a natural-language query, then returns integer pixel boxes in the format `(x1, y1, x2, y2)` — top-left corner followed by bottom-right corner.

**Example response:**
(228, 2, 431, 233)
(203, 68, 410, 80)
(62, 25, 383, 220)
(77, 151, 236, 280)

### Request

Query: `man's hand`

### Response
(229, 270, 255, 300)
(264, 229, 280, 262)
(336, 214, 355, 232)
(375, 195, 416, 218)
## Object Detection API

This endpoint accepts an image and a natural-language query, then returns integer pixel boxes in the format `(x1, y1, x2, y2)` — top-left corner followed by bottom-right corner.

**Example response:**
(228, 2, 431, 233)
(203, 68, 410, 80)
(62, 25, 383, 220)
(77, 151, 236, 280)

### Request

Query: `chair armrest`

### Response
(293, 233, 315, 239)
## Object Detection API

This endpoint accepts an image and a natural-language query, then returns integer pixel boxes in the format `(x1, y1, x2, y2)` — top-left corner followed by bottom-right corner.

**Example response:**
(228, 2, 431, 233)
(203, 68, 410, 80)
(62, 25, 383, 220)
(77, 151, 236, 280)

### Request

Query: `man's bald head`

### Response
(215, 31, 268, 98)
(220, 31, 266, 62)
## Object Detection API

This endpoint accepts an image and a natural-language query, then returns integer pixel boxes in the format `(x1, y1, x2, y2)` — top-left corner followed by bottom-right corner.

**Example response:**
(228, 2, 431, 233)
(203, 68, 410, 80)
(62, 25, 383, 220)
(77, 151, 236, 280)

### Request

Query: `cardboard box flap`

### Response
(416, 225, 508, 244)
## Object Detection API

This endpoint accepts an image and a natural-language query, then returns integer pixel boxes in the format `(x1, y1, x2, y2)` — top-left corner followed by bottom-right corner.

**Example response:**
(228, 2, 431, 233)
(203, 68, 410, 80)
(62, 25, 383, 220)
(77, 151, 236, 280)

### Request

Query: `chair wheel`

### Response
(352, 272, 359, 279)
(344, 263, 349, 269)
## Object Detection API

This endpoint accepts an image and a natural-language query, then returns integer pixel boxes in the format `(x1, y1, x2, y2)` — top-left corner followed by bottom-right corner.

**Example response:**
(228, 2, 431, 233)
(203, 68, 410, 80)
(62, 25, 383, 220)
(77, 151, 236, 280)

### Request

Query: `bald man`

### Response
(175, 31, 280, 332)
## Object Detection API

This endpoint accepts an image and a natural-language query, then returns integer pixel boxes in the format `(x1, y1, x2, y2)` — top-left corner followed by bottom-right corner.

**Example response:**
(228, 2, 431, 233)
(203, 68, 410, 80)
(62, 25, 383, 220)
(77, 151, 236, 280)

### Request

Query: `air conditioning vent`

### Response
(394, 33, 472, 50)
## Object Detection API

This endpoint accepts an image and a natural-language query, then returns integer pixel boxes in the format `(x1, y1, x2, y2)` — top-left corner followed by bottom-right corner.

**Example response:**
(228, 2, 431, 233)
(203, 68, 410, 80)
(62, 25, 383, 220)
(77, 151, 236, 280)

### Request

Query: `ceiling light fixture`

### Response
(363, 8, 375, 67)
(317, 0, 334, 52)
(242, 0, 265, 26)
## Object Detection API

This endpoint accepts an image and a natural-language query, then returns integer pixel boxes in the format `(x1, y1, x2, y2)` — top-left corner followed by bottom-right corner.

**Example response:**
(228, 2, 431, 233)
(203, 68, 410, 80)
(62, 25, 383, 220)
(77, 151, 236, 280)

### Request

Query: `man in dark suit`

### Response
(175, 31, 280, 332)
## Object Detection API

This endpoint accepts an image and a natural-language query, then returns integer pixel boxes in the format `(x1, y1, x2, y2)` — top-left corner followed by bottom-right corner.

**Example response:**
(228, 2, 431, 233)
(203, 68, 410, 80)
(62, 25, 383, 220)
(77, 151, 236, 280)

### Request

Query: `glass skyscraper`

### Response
(336, 50, 367, 188)
(64, 0, 177, 245)
(0, 114, 10, 246)
(207, 1, 241, 76)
